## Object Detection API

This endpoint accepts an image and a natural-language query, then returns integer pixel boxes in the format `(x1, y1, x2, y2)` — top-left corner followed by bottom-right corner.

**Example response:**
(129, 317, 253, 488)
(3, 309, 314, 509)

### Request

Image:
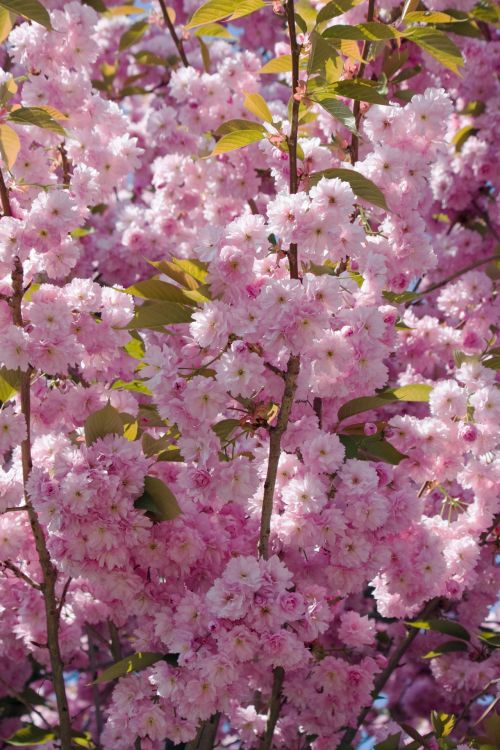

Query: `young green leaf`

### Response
(229, 0, 266, 20)
(331, 79, 389, 104)
(215, 118, 266, 136)
(407, 618, 470, 641)
(94, 652, 164, 684)
(311, 97, 357, 133)
(193, 21, 235, 38)
(243, 92, 273, 123)
(8, 106, 66, 135)
(119, 19, 148, 51)
(260, 55, 293, 74)
(126, 300, 193, 329)
(374, 733, 402, 750)
(404, 27, 464, 74)
(211, 128, 264, 155)
(316, 0, 361, 25)
(126, 279, 206, 305)
(0, 123, 20, 169)
(309, 167, 388, 210)
(422, 640, 469, 658)
(337, 383, 432, 421)
(185, 0, 238, 29)
(6, 724, 56, 746)
(139, 475, 182, 520)
(323, 22, 401, 40)
(0, 0, 51, 29)
(84, 402, 123, 446)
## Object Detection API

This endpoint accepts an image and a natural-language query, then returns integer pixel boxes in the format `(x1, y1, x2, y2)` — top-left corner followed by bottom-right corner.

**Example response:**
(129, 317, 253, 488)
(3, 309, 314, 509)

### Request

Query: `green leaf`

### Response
(309, 167, 387, 210)
(193, 22, 235, 38)
(452, 124, 479, 152)
(243, 92, 273, 123)
(229, 0, 266, 20)
(307, 31, 340, 77)
(404, 27, 464, 74)
(479, 630, 500, 648)
(119, 19, 148, 51)
(84, 402, 123, 446)
(0, 0, 51, 29)
(211, 128, 264, 155)
(215, 118, 266, 136)
(407, 618, 470, 641)
(391, 384, 433, 402)
(338, 383, 432, 421)
(316, 0, 361, 24)
(126, 279, 206, 305)
(374, 733, 401, 750)
(95, 652, 164, 684)
(82, 0, 107, 12)
(171, 258, 208, 283)
(137, 475, 181, 520)
(127, 300, 193, 329)
(6, 725, 56, 746)
(260, 55, 293, 74)
(8, 106, 66, 135)
(323, 22, 401, 40)
(405, 10, 460, 23)
(339, 434, 407, 465)
(422, 640, 469, 658)
(431, 711, 456, 738)
(185, 0, 238, 29)
(330, 79, 389, 104)
(212, 418, 240, 442)
(311, 96, 357, 134)
(383, 290, 419, 303)
(149, 259, 202, 290)
(0, 124, 20, 170)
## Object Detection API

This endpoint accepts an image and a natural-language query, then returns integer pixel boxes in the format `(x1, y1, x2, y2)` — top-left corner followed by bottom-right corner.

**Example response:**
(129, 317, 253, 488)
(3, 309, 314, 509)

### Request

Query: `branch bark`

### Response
(157, 0, 189, 67)
(350, 0, 375, 165)
(0, 168, 73, 750)
(338, 598, 439, 747)
(257, 3, 302, 747)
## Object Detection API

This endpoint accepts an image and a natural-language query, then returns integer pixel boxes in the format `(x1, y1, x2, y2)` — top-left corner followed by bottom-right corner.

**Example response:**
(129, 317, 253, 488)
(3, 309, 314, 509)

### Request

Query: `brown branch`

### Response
(258, 667, 285, 750)
(57, 577, 72, 623)
(1, 560, 41, 590)
(0, 167, 13, 217)
(339, 598, 439, 746)
(87, 627, 104, 745)
(1, 166, 73, 750)
(108, 620, 123, 661)
(350, 0, 375, 165)
(417, 253, 500, 298)
(257, 5, 302, 747)
(186, 713, 221, 750)
(157, 0, 189, 67)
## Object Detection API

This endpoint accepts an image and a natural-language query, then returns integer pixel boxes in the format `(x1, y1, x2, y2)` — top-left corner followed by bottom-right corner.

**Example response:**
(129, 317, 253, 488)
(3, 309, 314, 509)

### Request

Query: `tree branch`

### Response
(157, 0, 189, 67)
(258, 667, 285, 750)
(1, 166, 73, 750)
(417, 253, 500, 298)
(339, 598, 439, 746)
(1, 560, 41, 590)
(350, 0, 375, 165)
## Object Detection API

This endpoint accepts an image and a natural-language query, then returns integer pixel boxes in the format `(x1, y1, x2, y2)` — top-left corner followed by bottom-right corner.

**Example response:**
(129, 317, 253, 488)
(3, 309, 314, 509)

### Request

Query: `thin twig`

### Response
(350, 0, 375, 164)
(0, 674, 52, 728)
(86, 627, 104, 744)
(259, 667, 285, 750)
(157, 0, 189, 67)
(1, 560, 41, 590)
(417, 253, 500, 298)
(108, 620, 123, 661)
(56, 577, 72, 622)
(339, 598, 439, 746)
(1, 166, 73, 750)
